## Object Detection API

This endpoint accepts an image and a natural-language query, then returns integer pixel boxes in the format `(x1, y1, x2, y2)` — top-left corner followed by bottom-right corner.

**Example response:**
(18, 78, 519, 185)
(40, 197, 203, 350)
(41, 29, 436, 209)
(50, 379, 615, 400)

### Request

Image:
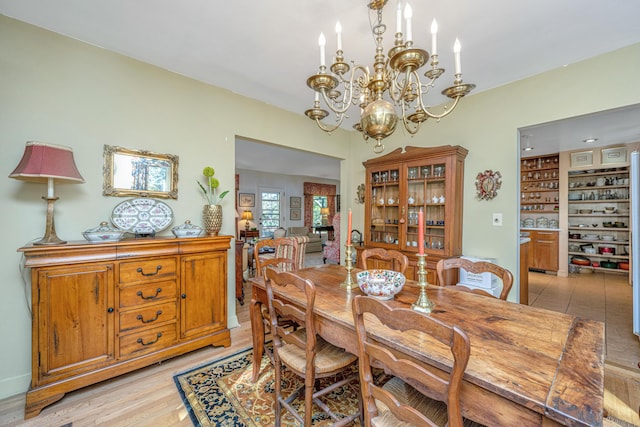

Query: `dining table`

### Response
(249, 264, 605, 427)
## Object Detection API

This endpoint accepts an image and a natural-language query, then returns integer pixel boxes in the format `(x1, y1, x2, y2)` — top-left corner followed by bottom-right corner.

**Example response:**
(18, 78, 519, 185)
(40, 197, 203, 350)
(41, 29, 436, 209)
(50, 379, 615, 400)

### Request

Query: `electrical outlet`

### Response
(493, 213, 503, 226)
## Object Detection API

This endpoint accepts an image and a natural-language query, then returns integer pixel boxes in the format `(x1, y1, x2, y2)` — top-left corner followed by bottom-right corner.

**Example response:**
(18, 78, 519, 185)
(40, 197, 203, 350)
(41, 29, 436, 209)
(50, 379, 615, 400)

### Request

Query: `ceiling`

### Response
(2, 0, 640, 175)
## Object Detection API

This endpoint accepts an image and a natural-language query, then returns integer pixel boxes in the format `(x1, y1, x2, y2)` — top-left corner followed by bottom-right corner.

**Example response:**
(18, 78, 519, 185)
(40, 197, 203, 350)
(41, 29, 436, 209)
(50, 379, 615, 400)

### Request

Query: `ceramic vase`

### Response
(203, 205, 222, 236)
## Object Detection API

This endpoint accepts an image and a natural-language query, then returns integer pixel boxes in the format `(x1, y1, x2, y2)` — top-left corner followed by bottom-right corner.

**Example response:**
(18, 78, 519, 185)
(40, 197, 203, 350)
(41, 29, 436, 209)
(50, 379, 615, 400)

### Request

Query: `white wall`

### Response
(2, 14, 640, 401)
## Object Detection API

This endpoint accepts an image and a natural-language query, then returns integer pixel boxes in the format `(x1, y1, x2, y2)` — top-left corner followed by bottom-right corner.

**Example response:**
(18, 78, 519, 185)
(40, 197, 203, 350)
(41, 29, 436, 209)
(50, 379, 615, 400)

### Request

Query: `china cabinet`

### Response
(567, 167, 630, 275)
(19, 236, 232, 418)
(356, 145, 467, 284)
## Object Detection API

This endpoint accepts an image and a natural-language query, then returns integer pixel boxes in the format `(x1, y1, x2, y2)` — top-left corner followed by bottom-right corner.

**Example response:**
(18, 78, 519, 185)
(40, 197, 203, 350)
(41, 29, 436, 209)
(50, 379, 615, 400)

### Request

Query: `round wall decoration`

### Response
(475, 170, 502, 200)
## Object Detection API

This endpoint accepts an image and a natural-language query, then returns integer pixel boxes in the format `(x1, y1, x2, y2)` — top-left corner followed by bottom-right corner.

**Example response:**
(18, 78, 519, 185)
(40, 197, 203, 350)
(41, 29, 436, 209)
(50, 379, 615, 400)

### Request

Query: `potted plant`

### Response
(197, 166, 229, 236)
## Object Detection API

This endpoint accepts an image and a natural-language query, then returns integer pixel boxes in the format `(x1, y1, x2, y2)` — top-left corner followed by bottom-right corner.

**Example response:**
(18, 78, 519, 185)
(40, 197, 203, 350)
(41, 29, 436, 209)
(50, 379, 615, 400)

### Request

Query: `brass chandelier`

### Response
(305, 0, 475, 153)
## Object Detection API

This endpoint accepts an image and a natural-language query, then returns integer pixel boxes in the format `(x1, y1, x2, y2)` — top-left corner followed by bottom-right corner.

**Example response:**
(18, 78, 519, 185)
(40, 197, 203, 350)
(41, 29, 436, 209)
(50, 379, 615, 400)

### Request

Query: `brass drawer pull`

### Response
(137, 265, 162, 276)
(136, 310, 163, 324)
(137, 288, 162, 300)
(137, 332, 162, 346)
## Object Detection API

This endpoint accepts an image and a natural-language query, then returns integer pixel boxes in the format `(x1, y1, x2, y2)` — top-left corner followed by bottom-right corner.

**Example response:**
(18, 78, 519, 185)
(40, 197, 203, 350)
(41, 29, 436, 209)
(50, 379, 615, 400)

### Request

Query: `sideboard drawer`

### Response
(119, 324, 177, 359)
(119, 257, 177, 284)
(119, 280, 177, 308)
(119, 301, 177, 332)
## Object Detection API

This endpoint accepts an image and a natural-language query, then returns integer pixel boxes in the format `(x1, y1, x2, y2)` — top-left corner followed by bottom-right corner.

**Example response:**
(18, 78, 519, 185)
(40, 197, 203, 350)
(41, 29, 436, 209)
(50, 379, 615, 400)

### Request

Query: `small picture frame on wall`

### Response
(570, 150, 593, 168)
(239, 193, 255, 207)
(601, 146, 628, 165)
(290, 196, 301, 208)
(290, 208, 301, 221)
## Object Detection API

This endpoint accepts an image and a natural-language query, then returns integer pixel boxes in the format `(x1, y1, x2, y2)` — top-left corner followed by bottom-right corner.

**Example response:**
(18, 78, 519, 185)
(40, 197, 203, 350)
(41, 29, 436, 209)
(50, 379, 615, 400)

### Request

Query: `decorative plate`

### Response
(475, 170, 502, 200)
(111, 198, 174, 234)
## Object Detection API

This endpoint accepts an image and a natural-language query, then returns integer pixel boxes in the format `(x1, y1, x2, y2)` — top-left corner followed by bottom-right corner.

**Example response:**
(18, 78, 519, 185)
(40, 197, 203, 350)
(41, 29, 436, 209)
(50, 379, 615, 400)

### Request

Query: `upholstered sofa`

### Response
(288, 226, 322, 253)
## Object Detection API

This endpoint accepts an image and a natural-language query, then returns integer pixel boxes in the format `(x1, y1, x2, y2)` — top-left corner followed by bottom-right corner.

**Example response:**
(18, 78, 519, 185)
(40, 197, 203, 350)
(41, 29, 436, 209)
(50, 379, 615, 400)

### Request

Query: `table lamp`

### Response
(321, 207, 330, 225)
(9, 141, 85, 245)
(241, 210, 253, 231)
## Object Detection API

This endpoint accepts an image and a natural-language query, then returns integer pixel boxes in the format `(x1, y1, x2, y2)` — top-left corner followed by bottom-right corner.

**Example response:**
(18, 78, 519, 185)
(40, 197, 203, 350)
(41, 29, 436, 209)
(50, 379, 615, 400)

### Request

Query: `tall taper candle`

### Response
(418, 209, 424, 255)
(347, 209, 352, 245)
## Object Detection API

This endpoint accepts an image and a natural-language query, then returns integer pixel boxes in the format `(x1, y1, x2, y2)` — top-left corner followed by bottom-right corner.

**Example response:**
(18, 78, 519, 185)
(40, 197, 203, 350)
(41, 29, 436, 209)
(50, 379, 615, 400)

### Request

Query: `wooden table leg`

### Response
(250, 297, 265, 381)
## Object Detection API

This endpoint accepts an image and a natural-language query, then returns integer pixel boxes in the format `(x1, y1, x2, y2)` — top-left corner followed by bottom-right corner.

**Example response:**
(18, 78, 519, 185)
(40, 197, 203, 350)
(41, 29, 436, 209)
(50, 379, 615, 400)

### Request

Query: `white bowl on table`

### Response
(356, 269, 406, 300)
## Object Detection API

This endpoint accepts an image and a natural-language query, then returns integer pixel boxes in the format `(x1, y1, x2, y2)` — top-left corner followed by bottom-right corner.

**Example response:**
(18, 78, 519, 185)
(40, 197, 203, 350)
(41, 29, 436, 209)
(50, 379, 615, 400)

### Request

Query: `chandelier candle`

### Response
(431, 19, 438, 55)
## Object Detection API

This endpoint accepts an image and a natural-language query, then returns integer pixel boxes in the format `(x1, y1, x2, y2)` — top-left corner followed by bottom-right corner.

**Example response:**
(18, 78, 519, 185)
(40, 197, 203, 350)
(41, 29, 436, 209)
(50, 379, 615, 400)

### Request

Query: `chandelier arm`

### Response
(319, 65, 370, 116)
(400, 101, 421, 135)
(314, 115, 345, 134)
(417, 94, 463, 121)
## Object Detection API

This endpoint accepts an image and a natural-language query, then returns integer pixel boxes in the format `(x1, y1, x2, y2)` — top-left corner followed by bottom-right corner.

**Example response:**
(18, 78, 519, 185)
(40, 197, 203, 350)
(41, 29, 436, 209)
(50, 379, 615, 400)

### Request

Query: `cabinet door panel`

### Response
(180, 252, 227, 338)
(37, 264, 114, 384)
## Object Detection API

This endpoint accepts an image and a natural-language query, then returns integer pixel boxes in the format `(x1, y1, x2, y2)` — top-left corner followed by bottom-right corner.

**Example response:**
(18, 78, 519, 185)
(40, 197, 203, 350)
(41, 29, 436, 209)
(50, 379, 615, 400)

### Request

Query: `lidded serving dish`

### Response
(83, 221, 126, 242)
(171, 220, 205, 238)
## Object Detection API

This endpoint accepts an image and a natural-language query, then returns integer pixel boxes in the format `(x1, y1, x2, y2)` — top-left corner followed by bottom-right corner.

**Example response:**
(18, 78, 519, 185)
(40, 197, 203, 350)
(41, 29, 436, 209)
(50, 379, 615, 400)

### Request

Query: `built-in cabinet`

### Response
(567, 167, 630, 274)
(356, 145, 467, 284)
(521, 153, 560, 273)
(19, 236, 232, 419)
(528, 229, 559, 272)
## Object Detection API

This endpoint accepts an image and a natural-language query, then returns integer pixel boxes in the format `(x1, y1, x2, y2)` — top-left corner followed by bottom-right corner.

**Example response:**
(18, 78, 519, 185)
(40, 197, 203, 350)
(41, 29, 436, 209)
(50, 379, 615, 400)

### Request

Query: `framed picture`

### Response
(290, 208, 301, 221)
(601, 146, 628, 165)
(239, 193, 255, 207)
(570, 150, 593, 168)
(290, 196, 301, 208)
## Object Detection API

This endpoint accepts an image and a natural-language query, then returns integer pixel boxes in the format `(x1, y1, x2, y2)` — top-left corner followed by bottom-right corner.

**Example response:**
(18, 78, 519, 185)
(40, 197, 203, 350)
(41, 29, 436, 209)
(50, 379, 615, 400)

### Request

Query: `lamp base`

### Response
(34, 197, 66, 245)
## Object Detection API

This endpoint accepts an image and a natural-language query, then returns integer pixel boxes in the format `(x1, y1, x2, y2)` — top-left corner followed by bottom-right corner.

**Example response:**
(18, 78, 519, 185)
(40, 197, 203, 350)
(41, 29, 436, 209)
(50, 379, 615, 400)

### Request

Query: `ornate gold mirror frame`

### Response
(103, 145, 179, 199)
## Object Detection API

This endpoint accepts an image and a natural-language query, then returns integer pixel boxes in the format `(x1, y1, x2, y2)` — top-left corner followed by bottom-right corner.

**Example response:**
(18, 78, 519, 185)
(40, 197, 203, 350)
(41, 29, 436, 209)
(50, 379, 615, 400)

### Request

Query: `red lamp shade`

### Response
(9, 141, 84, 245)
(9, 141, 84, 183)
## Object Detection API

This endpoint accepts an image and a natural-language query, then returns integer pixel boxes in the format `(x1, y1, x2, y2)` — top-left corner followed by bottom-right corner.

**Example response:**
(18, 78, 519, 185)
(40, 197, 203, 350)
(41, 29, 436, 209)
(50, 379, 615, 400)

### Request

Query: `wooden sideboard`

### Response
(18, 236, 232, 418)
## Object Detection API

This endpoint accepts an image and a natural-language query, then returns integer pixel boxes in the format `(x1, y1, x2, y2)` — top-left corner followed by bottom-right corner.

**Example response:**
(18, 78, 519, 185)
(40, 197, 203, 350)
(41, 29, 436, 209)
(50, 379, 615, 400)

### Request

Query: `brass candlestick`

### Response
(412, 254, 434, 313)
(341, 243, 358, 291)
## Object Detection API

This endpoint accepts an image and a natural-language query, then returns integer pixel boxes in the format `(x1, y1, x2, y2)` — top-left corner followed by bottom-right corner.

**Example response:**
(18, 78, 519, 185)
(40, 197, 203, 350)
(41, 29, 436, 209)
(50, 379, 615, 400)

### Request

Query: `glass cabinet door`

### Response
(369, 167, 400, 247)
(405, 161, 447, 254)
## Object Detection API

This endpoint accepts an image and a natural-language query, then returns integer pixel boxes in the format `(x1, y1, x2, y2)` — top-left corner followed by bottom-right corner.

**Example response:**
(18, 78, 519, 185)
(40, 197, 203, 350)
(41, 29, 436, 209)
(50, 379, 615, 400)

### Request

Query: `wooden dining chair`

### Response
(254, 237, 298, 278)
(265, 268, 361, 427)
(352, 295, 471, 427)
(436, 258, 513, 300)
(360, 247, 408, 274)
(254, 237, 300, 366)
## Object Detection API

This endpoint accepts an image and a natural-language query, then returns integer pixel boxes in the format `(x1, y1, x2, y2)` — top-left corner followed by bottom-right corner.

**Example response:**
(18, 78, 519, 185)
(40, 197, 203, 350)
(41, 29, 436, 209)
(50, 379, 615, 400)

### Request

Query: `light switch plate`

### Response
(493, 213, 503, 226)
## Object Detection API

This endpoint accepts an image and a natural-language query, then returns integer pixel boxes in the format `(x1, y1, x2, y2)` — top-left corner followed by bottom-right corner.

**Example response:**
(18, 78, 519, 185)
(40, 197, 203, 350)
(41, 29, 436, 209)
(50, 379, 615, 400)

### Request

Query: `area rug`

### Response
(174, 347, 368, 426)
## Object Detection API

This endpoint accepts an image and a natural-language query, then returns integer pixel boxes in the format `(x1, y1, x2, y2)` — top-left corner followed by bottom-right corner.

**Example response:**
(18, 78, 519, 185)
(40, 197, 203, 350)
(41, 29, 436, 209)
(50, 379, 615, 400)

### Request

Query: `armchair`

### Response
(322, 212, 341, 264)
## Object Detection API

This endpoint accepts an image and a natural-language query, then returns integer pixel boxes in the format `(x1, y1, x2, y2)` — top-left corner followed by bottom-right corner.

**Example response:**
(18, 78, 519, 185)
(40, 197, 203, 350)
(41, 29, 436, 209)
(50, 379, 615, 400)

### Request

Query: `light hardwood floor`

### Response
(1, 267, 638, 426)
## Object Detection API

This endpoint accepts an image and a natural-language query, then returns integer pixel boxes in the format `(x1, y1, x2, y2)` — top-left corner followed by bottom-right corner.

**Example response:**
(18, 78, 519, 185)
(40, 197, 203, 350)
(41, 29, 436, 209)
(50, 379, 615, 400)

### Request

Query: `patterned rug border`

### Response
(174, 347, 254, 427)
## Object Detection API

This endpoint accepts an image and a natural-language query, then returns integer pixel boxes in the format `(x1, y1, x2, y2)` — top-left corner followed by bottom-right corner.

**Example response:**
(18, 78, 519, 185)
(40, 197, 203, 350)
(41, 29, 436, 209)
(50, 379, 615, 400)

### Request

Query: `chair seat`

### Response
(278, 329, 357, 375)
(372, 377, 484, 427)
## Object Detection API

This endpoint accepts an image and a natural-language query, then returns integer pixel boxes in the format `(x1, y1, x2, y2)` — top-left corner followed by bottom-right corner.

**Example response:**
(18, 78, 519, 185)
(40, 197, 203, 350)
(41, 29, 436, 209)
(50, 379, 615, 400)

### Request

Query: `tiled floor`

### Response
(528, 270, 640, 371)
